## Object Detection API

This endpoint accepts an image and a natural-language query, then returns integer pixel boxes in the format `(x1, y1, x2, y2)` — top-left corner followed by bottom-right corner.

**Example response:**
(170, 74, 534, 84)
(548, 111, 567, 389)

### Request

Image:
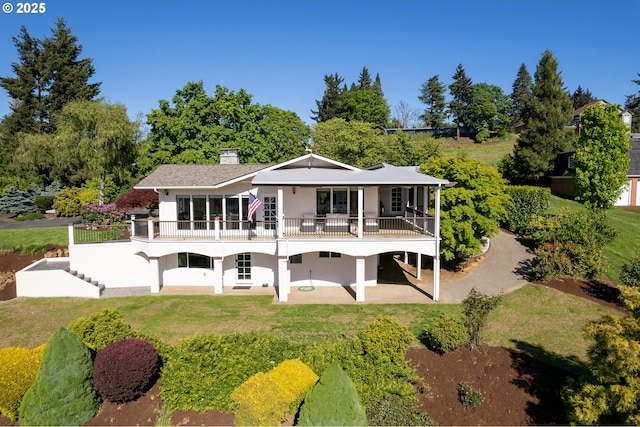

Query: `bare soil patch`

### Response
(0, 250, 623, 425)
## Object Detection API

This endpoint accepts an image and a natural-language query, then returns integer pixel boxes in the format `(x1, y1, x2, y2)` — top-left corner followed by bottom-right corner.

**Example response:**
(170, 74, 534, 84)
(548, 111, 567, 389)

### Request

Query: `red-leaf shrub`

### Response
(93, 338, 160, 403)
(115, 189, 158, 214)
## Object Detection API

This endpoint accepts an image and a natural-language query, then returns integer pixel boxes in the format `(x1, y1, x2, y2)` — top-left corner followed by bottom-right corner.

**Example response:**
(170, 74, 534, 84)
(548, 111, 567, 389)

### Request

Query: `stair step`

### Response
(69, 270, 77, 275)
(98, 284, 105, 291)
(77, 273, 85, 280)
(91, 280, 98, 286)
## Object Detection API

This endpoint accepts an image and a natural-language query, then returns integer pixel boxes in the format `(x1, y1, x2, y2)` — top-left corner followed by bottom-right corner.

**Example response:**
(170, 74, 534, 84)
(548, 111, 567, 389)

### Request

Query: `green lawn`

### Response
(0, 285, 620, 374)
(548, 195, 640, 282)
(0, 227, 68, 250)
(413, 134, 516, 168)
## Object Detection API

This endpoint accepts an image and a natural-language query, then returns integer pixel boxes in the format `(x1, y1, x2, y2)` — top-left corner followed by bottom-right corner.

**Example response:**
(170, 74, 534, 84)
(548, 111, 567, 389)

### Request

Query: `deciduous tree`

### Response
(144, 81, 310, 173)
(420, 158, 510, 260)
(573, 103, 631, 210)
(57, 99, 139, 205)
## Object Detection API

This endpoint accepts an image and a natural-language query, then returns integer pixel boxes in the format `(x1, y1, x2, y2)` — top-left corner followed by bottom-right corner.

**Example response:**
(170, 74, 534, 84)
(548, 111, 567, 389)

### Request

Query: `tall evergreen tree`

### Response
(418, 74, 447, 128)
(510, 63, 532, 130)
(357, 66, 372, 89)
(624, 73, 640, 131)
(372, 73, 383, 97)
(41, 18, 101, 122)
(0, 18, 100, 180)
(311, 73, 344, 122)
(448, 64, 474, 139)
(511, 50, 574, 184)
(571, 85, 596, 110)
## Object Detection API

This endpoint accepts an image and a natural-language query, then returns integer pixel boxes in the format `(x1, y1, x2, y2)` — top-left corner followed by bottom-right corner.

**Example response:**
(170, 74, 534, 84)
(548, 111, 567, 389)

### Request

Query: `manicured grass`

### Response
(548, 195, 640, 282)
(419, 135, 516, 168)
(0, 285, 620, 376)
(485, 284, 617, 374)
(0, 227, 68, 250)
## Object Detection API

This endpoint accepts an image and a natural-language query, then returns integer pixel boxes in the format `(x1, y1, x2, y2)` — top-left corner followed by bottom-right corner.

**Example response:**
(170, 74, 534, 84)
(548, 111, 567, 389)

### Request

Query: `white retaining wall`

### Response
(16, 258, 101, 298)
(69, 242, 150, 288)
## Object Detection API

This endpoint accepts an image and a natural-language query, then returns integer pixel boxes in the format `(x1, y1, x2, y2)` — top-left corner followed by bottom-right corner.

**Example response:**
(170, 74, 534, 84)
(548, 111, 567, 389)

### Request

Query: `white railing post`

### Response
(68, 223, 75, 246)
(214, 217, 220, 240)
(148, 218, 154, 240)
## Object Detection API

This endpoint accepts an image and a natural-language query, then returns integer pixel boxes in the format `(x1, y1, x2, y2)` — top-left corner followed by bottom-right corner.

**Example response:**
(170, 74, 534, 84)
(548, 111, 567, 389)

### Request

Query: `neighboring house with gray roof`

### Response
(17, 149, 449, 302)
(549, 139, 640, 206)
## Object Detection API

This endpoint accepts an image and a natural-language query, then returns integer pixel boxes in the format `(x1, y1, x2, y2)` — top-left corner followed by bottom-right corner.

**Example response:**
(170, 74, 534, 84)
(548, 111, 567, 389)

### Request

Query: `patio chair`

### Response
(364, 212, 379, 232)
(325, 213, 349, 233)
(301, 213, 316, 232)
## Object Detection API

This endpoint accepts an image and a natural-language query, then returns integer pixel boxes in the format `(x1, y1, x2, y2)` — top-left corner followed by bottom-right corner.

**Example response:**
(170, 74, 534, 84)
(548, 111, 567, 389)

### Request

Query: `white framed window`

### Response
(236, 253, 252, 281)
(319, 251, 341, 258)
(178, 253, 213, 269)
(289, 254, 302, 264)
(391, 187, 402, 213)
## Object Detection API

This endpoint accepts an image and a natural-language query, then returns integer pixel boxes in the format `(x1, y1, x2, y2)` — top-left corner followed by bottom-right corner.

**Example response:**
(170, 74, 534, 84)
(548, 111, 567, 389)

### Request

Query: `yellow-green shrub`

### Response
(0, 345, 45, 420)
(231, 372, 289, 426)
(78, 187, 100, 205)
(267, 359, 318, 412)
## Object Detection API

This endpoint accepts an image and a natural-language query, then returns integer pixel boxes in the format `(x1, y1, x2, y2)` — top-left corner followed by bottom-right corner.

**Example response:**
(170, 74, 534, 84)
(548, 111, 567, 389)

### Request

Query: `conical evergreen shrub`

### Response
(297, 362, 368, 426)
(18, 327, 101, 426)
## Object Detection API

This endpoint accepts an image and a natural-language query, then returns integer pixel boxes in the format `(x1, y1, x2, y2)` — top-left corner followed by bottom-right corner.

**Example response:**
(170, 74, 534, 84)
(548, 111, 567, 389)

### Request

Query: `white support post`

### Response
(357, 186, 363, 239)
(277, 186, 284, 239)
(423, 186, 429, 232)
(355, 256, 365, 302)
(278, 257, 289, 302)
(149, 257, 160, 294)
(434, 185, 442, 302)
(68, 223, 75, 246)
(416, 253, 422, 280)
(214, 258, 223, 294)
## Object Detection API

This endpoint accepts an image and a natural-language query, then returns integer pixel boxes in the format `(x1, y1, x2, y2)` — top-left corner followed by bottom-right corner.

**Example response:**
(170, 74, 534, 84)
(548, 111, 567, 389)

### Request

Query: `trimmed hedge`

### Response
(504, 185, 551, 235)
(93, 338, 160, 403)
(0, 345, 45, 420)
(231, 359, 319, 426)
(231, 373, 289, 426)
(267, 358, 318, 412)
(297, 362, 367, 426)
(18, 328, 100, 426)
(160, 332, 302, 411)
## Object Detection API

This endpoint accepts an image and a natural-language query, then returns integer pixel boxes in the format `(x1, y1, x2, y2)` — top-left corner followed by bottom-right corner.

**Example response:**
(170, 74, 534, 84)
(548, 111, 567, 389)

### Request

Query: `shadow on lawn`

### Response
(510, 340, 582, 425)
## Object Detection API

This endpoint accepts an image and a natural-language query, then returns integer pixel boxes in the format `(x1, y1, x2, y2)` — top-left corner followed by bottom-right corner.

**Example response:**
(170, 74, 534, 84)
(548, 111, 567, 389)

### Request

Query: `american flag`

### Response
(247, 192, 263, 221)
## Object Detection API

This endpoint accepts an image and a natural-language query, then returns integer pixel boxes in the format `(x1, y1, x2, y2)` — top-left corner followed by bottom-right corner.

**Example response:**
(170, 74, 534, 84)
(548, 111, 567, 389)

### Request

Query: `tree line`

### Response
(0, 19, 638, 205)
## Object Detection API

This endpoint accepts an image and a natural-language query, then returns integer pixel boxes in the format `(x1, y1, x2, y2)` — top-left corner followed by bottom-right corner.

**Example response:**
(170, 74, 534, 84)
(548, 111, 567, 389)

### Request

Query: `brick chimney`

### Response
(220, 148, 239, 164)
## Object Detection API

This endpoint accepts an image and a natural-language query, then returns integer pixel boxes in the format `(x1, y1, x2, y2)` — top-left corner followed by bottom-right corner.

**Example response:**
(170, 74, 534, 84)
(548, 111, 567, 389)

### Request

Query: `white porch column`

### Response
(434, 185, 442, 302)
(130, 215, 136, 237)
(278, 256, 289, 302)
(357, 186, 363, 239)
(214, 217, 220, 240)
(149, 257, 160, 294)
(213, 258, 223, 294)
(277, 186, 284, 239)
(147, 218, 154, 240)
(423, 186, 429, 232)
(416, 253, 422, 280)
(355, 256, 365, 302)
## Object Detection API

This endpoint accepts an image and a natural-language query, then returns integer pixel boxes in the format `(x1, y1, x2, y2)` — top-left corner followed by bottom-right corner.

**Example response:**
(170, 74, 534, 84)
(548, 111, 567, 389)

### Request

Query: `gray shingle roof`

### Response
(134, 164, 272, 189)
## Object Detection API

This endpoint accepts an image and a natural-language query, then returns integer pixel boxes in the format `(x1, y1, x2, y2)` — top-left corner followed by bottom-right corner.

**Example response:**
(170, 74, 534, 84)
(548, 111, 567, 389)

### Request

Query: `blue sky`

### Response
(1, 0, 639, 127)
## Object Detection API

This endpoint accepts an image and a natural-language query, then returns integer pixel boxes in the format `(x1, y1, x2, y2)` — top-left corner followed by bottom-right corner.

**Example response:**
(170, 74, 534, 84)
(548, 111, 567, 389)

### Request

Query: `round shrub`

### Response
(620, 250, 640, 287)
(421, 313, 469, 354)
(93, 338, 160, 403)
(68, 308, 135, 351)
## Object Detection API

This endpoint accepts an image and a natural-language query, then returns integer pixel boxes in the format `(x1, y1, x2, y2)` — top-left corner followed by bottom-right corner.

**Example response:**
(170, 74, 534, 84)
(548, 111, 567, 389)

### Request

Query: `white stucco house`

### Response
(17, 150, 448, 302)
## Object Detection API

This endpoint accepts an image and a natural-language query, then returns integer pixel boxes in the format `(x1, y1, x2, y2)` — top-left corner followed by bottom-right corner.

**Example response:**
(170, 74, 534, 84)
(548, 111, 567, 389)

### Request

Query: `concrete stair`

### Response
(65, 268, 106, 294)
